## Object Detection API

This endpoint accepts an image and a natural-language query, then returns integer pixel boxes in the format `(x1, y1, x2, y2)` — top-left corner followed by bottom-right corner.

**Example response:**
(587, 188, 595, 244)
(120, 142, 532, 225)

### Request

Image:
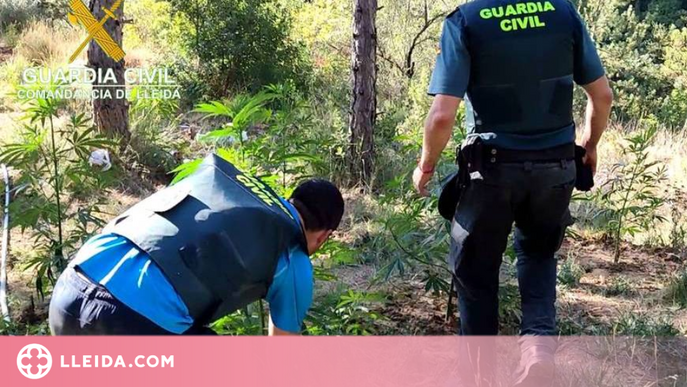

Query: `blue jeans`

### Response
(449, 159, 575, 336)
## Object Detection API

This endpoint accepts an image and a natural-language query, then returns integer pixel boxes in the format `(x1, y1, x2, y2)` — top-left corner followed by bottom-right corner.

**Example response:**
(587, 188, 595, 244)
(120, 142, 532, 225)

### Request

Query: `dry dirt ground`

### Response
(318, 236, 687, 337)
(5, 188, 684, 339)
(1, 176, 685, 337)
(315, 237, 687, 384)
(558, 239, 687, 333)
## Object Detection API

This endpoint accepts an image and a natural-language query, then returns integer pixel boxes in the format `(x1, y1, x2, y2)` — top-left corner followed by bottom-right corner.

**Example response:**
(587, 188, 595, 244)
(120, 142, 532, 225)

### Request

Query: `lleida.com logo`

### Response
(16, 343, 175, 379)
(17, 344, 53, 380)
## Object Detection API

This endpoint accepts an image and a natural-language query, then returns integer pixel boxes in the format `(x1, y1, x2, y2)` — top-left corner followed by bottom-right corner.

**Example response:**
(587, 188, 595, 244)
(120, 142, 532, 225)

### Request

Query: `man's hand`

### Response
(413, 166, 434, 197)
(581, 143, 598, 176)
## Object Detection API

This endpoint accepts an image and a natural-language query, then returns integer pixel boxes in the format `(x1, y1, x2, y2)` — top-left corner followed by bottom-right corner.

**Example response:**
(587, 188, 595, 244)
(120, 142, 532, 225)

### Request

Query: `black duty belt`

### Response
(484, 143, 575, 164)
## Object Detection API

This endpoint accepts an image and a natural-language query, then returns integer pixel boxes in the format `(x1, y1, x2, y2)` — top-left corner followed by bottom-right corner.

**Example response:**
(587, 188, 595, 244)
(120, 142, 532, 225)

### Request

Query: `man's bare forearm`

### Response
(420, 118, 454, 171)
(582, 98, 611, 148)
(413, 95, 463, 196)
(419, 96, 462, 171)
(581, 77, 613, 149)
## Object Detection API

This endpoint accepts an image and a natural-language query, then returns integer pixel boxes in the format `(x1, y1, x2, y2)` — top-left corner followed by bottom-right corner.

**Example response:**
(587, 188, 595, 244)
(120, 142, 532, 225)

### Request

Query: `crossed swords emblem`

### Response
(67, 0, 126, 63)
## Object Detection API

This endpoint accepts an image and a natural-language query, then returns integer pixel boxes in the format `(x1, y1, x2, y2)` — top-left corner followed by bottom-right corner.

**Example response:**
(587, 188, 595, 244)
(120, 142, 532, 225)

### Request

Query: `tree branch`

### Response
(379, 0, 445, 80)
(377, 45, 405, 75)
(404, 3, 444, 79)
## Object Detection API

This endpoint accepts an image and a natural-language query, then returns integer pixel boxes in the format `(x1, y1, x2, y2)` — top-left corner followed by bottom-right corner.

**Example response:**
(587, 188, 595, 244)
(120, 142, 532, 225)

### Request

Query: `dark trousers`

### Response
(49, 266, 215, 335)
(449, 159, 575, 336)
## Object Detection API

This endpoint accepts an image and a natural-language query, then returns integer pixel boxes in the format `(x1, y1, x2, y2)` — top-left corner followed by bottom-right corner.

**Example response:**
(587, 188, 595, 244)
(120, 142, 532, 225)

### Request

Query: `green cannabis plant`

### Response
(306, 290, 385, 335)
(597, 127, 668, 263)
(172, 84, 322, 195)
(0, 97, 114, 297)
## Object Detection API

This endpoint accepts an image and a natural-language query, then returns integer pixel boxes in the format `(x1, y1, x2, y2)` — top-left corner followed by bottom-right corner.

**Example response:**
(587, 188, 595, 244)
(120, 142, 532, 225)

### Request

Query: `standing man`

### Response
(50, 154, 345, 336)
(414, 0, 612, 383)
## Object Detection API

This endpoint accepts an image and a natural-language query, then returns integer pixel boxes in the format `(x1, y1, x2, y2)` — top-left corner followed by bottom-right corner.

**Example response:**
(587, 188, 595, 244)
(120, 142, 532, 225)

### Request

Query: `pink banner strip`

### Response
(1, 336, 685, 386)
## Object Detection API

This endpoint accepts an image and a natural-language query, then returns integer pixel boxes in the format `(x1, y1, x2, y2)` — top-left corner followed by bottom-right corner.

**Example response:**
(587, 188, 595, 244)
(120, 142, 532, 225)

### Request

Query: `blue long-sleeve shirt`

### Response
(74, 201, 313, 334)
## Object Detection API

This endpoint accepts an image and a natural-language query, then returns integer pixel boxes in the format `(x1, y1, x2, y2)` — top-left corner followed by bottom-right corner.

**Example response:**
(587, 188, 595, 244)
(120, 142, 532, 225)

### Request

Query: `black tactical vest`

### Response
(458, 0, 576, 137)
(103, 154, 306, 325)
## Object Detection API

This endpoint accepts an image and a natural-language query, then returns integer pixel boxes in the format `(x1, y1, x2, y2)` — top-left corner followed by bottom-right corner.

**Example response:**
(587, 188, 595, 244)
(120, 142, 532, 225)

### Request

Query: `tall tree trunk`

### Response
(348, 0, 377, 187)
(88, 0, 130, 143)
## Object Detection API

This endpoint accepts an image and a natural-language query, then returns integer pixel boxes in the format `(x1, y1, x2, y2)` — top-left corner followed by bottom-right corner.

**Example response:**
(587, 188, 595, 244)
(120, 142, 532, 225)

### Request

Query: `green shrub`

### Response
(167, 0, 312, 98)
(306, 290, 385, 335)
(0, 0, 39, 31)
(172, 85, 324, 195)
(210, 303, 265, 335)
(613, 311, 680, 337)
(667, 189, 687, 256)
(557, 314, 611, 336)
(662, 28, 687, 127)
(604, 276, 634, 297)
(567, 0, 687, 124)
(122, 0, 176, 54)
(210, 289, 387, 336)
(1, 22, 21, 47)
(0, 55, 30, 112)
(665, 270, 687, 308)
(124, 86, 187, 180)
(558, 257, 585, 287)
(0, 319, 50, 335)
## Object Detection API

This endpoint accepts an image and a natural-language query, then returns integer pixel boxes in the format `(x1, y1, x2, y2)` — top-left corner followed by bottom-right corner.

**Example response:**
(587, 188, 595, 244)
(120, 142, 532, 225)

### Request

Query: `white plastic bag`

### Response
(89, 149, 112, 171)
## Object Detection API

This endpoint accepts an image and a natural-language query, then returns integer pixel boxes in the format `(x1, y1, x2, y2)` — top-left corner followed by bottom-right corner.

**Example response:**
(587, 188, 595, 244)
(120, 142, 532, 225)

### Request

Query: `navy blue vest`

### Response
(104, 154, 306, 324)
(458, 0, 576, 139)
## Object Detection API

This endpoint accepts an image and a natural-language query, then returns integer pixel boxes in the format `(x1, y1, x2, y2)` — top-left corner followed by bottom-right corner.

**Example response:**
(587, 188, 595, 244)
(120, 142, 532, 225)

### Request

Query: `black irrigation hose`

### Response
(1, 164, 10, 323)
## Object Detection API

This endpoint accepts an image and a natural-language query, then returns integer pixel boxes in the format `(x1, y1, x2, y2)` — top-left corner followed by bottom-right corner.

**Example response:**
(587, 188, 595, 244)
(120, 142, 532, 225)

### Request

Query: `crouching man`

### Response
(49, 154, 344, 335)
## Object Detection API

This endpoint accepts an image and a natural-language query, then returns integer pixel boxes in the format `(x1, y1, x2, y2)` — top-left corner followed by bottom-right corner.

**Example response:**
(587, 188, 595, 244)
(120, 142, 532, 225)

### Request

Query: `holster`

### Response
(438, 139, 588, 219)
(574, 145, 594, 191)
(438, 136, 485, 221)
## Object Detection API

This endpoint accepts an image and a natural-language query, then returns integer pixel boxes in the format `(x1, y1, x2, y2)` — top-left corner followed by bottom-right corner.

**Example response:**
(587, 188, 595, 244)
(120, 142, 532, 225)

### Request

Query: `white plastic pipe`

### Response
(1, 164, 10, 323)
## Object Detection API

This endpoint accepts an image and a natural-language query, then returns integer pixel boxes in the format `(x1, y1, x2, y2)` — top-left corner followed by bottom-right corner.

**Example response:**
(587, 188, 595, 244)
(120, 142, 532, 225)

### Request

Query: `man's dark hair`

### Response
(289, 179, 344, 231)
